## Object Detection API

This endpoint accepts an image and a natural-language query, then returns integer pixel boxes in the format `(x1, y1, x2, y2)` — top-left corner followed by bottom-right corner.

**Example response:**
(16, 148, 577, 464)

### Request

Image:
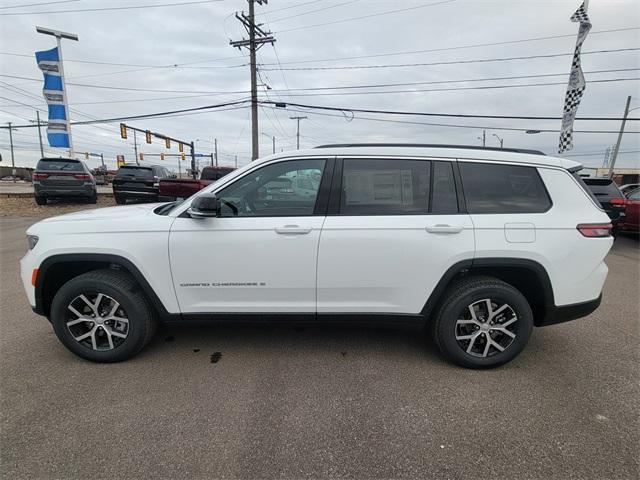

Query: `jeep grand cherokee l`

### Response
(33, 157, 97, 205)
(21, 145, 613, 368)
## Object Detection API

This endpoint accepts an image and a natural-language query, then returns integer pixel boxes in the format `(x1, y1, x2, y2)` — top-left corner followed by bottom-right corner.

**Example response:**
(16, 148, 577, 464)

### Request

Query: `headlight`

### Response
(27, 235, 39, 250)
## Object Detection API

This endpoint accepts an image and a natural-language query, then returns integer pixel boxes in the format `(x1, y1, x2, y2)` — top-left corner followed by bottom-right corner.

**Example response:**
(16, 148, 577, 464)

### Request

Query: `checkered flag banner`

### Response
(558, 2, 592, 153)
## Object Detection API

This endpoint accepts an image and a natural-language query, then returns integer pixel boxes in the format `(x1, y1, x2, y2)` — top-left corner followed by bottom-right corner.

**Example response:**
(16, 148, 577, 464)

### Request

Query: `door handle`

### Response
(425, 224, 464, 234)
(274, 225, 312, 235)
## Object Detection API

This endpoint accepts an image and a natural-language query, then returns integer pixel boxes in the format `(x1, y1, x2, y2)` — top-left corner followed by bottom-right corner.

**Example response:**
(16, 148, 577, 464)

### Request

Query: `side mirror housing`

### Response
(188, 193, 219, 218)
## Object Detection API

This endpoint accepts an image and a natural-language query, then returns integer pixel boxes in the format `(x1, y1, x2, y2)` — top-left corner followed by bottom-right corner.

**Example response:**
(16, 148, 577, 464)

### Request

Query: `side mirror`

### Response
(188, 193, 219, 218)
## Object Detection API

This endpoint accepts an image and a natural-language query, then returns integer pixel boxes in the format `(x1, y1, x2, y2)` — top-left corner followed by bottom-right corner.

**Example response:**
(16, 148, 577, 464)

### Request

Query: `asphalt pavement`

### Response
(1, 216, 638, 480)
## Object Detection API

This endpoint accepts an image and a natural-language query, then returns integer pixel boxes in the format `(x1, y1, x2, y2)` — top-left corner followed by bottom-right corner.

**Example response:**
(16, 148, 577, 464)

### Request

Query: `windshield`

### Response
(583, 178, 624, 198)
(36, 159, 83, 172)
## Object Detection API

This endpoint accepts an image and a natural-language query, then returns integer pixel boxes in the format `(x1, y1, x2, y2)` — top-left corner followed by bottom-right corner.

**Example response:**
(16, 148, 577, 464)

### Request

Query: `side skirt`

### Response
(163, 312, 427, 331)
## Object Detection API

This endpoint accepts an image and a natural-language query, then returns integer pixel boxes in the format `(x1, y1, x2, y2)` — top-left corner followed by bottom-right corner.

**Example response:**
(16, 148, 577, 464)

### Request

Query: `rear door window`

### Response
(340, 159, 430, 215)
(36, 159, 83, 172)
(431, 161, 458, 214)
(459, 162, 551, 214)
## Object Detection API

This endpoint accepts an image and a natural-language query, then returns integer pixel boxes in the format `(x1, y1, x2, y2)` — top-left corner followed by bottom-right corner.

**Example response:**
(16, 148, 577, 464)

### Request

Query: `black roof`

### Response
(314, 143, 546, 156)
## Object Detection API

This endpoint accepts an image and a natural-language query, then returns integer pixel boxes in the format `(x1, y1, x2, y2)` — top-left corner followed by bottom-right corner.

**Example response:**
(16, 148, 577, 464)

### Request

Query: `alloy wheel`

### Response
(65, 293, 129, 351)
(455, 299, 518, 358)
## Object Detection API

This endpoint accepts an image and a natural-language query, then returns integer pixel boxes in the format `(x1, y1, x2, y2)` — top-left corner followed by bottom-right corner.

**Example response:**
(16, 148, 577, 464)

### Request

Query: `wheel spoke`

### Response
(492, 326, 516, 338)
(500, 317, 518, 328)
(489, 338, 505, 352)
(490, 303, 509, 320)
(74, 325, 97, 342)
(109, 316, 128, 324)
(90, 328, 98, 350)
(107, 300, 120, 318)
(466, 333, 480, 354)
(94, 293, 105, 312)
(483, 299, 493, 318)
(482, 337, 491, 357)
(78, 294, 95, 312)
(456, 333, 476, 340)
(468, 305, 478, 321)
(66, 318, 92, 327)
(105, 326, 127, 339)
(103, 327, 114, 349)
(68, 304, 87, 319)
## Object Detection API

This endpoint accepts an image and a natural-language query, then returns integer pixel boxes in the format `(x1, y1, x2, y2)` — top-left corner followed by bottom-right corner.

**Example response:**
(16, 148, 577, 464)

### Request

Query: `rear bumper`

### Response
(113, 189, 159, 198)
(34, 184, 95, 197)
(538, 295, 602, 327)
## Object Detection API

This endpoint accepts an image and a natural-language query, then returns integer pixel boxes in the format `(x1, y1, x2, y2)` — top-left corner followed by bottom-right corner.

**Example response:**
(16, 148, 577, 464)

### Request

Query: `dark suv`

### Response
(33, 158, 97, 205)
(582, 178, 626, 231)
(112, 164, 171, 204)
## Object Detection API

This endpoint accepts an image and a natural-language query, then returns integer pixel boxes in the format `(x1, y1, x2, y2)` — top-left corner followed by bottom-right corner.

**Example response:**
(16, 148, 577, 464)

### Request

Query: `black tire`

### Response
(88, 192, 98, 204)
(50, 269, 157, 362)
(432, 275, 533, 369)
(114, 194, 126, 205)
(35, 195, 47, 205)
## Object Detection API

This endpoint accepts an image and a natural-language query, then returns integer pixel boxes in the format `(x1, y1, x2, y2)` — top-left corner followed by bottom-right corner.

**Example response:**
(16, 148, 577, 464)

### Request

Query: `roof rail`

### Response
(314, 143, 546, 156)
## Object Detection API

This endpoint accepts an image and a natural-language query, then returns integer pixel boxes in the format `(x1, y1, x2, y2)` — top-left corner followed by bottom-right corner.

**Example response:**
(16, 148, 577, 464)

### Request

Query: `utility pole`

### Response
(100, 153, 105, 169)
(235, 155, 238, 168)
(477, 130, 486, 147)
(230, 0, 275, 161)
(35, 110, 44, 157)
(7, 122, 16, 183)
(608, 95, 632, 179)
(190, 141, 197, 179)
(214, 138, 218, 167)
(290, 116, 307, 149)
(133, 130, 139, 165)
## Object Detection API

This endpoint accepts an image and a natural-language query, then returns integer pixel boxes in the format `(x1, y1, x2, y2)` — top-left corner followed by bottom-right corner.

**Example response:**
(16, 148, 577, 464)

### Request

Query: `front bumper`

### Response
(20, 250, 37, 310)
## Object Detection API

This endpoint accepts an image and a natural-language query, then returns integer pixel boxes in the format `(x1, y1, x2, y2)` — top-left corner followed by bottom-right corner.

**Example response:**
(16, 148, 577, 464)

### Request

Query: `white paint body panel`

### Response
(317, 214, 475, 313)
(169, 216, 325, 313)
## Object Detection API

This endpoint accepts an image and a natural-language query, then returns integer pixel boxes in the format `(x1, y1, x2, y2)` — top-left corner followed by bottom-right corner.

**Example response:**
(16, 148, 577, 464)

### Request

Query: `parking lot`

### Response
(0, 207, 638, 479)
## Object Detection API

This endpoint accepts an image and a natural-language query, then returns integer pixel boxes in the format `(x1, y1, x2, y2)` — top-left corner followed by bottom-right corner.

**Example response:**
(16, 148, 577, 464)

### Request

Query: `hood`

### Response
(27, 202, 171, 236)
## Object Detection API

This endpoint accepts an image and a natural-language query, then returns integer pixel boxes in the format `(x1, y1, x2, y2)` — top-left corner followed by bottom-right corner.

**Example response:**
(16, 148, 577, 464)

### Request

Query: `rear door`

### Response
(316, 157, 475, 315)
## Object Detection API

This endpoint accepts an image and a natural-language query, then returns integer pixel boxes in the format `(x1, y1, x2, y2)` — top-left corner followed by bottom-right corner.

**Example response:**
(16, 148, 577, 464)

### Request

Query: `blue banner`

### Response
(35, 47, 70, 149)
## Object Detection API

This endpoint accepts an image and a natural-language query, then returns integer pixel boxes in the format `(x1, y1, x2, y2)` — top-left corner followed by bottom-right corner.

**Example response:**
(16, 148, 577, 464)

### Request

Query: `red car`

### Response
(619, 188, 640, 233)
(159, 166, 235, 200)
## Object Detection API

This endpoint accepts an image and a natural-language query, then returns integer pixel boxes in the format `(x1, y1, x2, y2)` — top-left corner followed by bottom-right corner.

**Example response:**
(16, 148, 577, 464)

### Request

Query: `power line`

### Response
(276, 0, 456, 33)
(262, 105, 640, 134)
(265, 27, 640, 64)
(269, 77, 640, 97)
(261, 48, 640, 71)
(260, 100, 640, 122)
(268, 0, 360, 23)
(0, 0, 78, 9)
(0, 0, 224, 15)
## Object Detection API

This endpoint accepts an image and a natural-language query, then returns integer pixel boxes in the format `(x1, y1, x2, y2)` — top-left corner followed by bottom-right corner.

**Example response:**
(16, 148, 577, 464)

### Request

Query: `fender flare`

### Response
(34, 253, 172, 319)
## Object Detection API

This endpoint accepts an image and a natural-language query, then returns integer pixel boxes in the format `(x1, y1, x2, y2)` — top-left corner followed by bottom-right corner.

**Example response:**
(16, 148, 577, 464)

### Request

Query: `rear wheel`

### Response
(432, 276, 533, 369)
(114, 194, 126, 205)
(50, 269, 157, 362)
(87, 192, 98, 204)
(35, 195, 47, 205)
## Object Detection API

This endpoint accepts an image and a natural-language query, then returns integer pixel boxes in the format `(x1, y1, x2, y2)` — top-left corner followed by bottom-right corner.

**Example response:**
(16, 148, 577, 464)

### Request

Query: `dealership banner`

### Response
(35, 47, 71, 149)
(558, 2, 592, 153)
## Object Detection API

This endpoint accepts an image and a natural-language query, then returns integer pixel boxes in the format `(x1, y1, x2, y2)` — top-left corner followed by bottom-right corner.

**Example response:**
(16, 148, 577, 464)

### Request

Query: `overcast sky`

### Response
(0, 0, 639, 173)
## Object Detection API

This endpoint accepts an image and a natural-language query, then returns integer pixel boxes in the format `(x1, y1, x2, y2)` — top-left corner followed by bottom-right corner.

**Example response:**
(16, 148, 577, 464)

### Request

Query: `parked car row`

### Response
(581, 177, 639, 234)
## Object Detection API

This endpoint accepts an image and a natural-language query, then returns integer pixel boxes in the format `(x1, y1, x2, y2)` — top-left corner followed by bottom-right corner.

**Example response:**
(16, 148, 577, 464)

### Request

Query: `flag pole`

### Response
(54, 34, 74, 158)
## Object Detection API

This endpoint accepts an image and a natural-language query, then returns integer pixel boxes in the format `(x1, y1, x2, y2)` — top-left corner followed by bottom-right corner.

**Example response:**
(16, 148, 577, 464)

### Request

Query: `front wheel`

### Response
(35, 195, 47, 205)
(50, 269, 157, 362)
(432, 276, 533, 369)
(114, 194, 126, 205)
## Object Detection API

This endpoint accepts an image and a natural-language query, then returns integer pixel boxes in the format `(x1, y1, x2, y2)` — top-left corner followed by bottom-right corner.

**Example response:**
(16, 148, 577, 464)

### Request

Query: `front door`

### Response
(169, 158, 331, 314)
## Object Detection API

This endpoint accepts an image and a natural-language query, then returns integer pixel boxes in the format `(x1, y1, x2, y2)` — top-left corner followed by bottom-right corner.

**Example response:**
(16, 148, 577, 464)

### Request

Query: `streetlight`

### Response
(261, 132, 275, 154)
(492, 133, 504, 149)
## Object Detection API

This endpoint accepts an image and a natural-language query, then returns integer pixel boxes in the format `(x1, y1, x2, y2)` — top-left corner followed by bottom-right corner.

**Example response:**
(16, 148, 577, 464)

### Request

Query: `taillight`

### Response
(610, 198, 626, 208)
(73, 174, 91, 181)
(32, 172, 48, 180)
(577, 223, 612, 238)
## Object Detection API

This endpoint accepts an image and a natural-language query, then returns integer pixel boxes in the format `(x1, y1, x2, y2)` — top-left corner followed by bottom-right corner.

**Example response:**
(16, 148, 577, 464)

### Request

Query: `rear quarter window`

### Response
(459, 162, 551, 214)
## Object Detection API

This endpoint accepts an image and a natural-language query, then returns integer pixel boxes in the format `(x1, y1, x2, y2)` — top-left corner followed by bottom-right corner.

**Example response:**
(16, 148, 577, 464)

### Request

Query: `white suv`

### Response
(20, 145, 613, 368)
